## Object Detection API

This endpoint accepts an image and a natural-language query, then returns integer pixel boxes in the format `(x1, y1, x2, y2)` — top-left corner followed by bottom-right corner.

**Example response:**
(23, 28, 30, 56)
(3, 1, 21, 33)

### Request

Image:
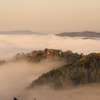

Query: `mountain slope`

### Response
(28, 53, 100, 89)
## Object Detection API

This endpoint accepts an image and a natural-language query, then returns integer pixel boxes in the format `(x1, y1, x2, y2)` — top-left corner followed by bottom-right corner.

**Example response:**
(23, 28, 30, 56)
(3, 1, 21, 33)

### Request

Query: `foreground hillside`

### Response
(28, 52, 100, 89)
(1, 48, 100, 90)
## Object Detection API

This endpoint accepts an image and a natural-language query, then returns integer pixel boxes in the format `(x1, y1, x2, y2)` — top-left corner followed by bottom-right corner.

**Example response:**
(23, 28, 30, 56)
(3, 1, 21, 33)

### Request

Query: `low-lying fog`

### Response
(1, 61, 100, 100)
(0, 34, 100, 100)
(22, 84, 100, 100)
(0, 60, 63, 100)
(0, 34, 100, 59)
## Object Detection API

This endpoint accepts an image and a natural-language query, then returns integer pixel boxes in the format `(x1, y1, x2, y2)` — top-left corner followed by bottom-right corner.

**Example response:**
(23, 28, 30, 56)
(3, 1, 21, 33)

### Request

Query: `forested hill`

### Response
(56, 31, 100, 38)
(0, 48, 82, 66)
(13, 48, 82, 63)
(28, 53, 100, 89)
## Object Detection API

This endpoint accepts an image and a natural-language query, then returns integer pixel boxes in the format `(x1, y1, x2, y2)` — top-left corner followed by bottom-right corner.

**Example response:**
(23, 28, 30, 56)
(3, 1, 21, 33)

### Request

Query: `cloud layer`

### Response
(0, 34, 100, 59)
(0, 34, 100, 100)
(0, 60, 63, 100)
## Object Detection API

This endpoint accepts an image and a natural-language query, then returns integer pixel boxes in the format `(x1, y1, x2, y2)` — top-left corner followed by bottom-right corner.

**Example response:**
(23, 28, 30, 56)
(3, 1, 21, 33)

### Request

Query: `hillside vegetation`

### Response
(2, 48, 100, 90)
(13, 48, 82, 64)
(28, 53, 100, 89)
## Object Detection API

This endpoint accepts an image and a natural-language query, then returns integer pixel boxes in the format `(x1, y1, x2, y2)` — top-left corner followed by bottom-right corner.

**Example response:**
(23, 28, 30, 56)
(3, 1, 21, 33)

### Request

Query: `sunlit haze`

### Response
(0, 1, 100, 100)
(0, 0, 100, 33)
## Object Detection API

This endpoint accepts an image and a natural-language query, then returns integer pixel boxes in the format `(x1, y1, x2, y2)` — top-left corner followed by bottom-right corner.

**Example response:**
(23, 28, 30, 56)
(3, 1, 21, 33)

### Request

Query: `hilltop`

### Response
(13, 48, 82, 63)
(56, 31, 100, 38)
(0, 48, 82, 66)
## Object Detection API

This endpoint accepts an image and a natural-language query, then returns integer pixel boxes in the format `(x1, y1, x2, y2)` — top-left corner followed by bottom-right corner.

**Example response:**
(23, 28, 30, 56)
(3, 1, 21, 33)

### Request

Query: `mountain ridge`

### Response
(0, 30, 42, 35)
(28, 52, 100, 89)
(56, 31, 100, 38)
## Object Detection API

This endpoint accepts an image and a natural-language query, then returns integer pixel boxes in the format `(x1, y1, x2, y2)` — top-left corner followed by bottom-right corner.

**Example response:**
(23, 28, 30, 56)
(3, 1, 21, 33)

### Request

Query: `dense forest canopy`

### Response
(28, 52, 100, 89)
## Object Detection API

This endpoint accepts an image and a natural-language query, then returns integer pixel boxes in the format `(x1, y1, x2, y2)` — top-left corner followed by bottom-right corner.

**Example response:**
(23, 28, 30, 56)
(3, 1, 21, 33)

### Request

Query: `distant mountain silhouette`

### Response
(0, 30, 42, 35)
(56, 31, 100, 38)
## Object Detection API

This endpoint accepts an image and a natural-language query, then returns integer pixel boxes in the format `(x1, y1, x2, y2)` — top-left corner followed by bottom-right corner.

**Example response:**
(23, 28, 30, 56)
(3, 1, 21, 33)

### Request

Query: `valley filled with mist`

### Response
(1, 0, 100, 99)
(1, 33, 100, 100)
(1, 33, 100, 59)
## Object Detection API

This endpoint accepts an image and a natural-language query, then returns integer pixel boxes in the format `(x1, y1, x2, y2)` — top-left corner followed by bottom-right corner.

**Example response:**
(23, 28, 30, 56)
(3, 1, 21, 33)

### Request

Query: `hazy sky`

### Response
(0, 0, 100, 33)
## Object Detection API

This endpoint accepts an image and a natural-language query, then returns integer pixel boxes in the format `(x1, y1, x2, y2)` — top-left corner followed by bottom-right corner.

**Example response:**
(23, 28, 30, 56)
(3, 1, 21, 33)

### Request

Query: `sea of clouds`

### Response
(0, 34, 100, 60)
(0, 34, 100, 100)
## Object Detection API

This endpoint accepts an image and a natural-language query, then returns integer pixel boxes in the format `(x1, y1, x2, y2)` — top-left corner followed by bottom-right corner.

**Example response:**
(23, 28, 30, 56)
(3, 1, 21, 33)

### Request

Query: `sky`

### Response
(0, 0, 100, 33)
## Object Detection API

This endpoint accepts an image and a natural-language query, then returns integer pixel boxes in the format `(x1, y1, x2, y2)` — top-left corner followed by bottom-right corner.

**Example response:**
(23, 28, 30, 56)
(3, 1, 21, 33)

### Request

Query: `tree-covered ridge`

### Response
(13, 48, 82, 63)
(28, 53, 100, 89)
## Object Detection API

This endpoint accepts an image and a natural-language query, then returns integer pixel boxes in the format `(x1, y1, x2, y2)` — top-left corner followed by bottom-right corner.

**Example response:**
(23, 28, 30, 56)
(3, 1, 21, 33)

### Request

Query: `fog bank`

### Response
(15, 84, 100, 100)
(0, 60, 63, 100)
(1, 60, 100, 100)
(0, 34, 100, 100)
(0, 34, 100, 60)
